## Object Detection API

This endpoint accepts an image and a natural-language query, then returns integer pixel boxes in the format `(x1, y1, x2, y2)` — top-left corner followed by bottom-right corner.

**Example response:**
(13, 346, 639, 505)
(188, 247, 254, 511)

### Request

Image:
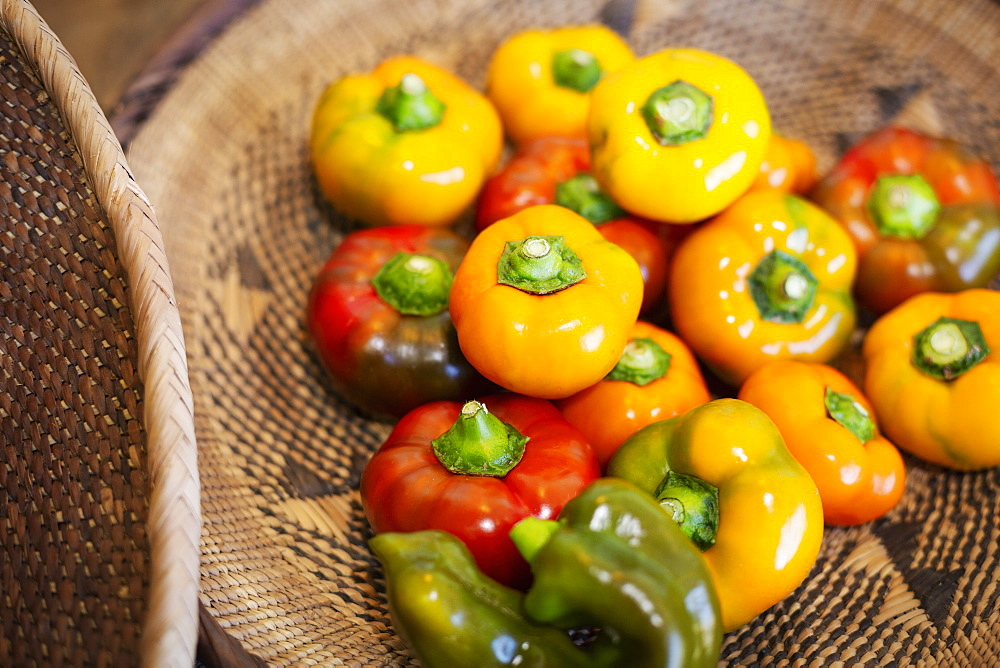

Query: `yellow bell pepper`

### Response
(310, 55, 503, 227)
(449, 204, 644, 399)
(607, 398, 824, 632)
(587, 47, 771, 223)
(669, 189, 858, 386)
(486, 24, 634, 146)
(863, 289, 1000, 470)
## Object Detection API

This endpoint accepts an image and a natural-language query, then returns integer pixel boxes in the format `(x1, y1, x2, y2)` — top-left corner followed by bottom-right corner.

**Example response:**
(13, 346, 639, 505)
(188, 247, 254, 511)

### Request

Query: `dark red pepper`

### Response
(306, 225, 493, 420)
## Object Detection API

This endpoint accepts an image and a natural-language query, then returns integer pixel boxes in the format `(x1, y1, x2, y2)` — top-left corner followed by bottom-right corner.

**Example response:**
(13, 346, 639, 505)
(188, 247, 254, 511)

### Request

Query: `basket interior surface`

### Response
(122, 0, 1000, 665)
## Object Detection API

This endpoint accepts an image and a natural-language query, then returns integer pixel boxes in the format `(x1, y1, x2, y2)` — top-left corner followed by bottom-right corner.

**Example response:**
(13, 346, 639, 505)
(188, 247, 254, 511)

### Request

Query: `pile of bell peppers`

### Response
(304, 23, 1000, 666)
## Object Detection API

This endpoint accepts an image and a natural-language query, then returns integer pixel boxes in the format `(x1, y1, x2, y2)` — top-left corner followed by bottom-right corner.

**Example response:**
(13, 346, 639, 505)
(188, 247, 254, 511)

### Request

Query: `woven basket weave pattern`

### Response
(119, 0, 1000, 665)
(1, 1, 201, 665)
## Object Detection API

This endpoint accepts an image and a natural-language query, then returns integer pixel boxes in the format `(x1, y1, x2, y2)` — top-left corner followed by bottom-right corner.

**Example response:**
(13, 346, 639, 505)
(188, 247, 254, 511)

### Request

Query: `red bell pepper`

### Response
(811, 126, 1000, 314)
(359, 393, 601, 589)
(307, 225, 494, 420)
(475, 135, 682, 316)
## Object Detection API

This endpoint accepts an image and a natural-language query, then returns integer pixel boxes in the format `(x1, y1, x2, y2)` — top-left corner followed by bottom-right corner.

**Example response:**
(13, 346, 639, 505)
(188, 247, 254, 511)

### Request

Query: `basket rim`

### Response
(1, 1, 202, 665)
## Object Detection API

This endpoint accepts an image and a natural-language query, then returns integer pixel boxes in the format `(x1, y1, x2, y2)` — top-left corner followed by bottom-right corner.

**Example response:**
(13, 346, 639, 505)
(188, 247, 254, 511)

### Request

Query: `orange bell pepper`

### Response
(863, 289, 1000, 470)
(449, 204, 643, 399)
(751, 133, 818, 195)
(558, 320, 711, 469)
(669, 189, 858, 386)
(738, 360, 906, 525)
(486, 24, 635, 146)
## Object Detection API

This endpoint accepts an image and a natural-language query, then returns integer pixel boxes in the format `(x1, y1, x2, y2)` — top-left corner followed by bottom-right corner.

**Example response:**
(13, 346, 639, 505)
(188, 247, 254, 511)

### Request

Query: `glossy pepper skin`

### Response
(475, 135, 671, 315)
(587, 47, 771, 223)
(511, 478, 723, 668)
(306, 225, 494, 420)
(449, 204, 644, 399)
(369, 530, 591, 668)
(558, 320, 711, 469)
(738, 360, 906, 525)
(863, 289, 1000, 470)
(811, 126, 1000, 314)
(360, 393, 601, 589)
(310, 55, 503, 227)
(751, 133, 818, 195)
(486, 24, 635, 146)
(607, 398, 824, 631)
(669, 189, 858, 386)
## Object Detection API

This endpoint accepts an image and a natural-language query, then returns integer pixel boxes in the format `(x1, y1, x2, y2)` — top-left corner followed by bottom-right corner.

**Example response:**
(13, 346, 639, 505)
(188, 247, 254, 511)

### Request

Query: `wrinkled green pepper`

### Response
(369, 478, 722, 668)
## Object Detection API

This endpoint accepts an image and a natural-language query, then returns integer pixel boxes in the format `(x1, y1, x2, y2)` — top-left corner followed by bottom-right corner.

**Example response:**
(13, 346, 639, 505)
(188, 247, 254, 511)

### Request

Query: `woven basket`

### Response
(0, 0, 201, 666)
(115, 0, 1000, 665)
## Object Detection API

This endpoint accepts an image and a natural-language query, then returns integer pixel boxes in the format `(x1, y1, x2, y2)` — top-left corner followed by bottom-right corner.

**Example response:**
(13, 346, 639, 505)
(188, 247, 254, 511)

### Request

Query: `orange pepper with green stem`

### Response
(607, 398, 824, 632)
(310, 55, 503, 227)
(669, 189, 858, 387)
(449, 204, 644, 399)
(558, 320, 711, 469)
(863, 289, 1000, 471)
(486, 24, 634, 146)
(738, 360, 906, 526)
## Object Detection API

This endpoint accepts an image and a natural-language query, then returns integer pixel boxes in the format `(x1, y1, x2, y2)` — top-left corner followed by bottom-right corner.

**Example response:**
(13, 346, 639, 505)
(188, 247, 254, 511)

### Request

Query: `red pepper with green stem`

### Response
(475, 135, 681, 316)
(306, 225, 495, 420)
(360, 393, 601, 589)
(811, 126, 1000, 314)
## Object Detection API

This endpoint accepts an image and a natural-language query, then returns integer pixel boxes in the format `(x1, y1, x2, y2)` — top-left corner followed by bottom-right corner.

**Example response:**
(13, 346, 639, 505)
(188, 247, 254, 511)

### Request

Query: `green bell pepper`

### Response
(369, 478, 722, 668)
(511, 477, 722, 668)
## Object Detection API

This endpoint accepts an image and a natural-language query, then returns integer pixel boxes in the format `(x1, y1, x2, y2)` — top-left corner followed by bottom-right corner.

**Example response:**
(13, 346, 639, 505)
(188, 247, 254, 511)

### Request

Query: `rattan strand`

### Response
(1, 0, 200, 666)
(122, 0, 1000, 665)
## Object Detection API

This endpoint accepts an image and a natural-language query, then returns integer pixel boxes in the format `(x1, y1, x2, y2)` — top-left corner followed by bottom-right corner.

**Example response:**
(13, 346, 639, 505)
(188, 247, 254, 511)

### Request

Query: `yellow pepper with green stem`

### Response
(310, 55, 503, 227)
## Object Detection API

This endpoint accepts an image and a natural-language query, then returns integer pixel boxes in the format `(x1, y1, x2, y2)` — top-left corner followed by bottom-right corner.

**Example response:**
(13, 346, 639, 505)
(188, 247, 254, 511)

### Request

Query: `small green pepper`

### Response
(511, 478, 723, 668)
(369, 478, 722, 667)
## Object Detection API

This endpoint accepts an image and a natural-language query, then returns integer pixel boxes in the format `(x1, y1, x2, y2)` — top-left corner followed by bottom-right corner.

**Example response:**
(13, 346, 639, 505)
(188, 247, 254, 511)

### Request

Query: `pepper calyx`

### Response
(371, 252, 453, 316)
(551, 48, 602, 93)
(605, 337, 672, 386)
(431, 400, 529, 477)
(655, 471, 720, 551)
(824, 387, 875, 443)
(376, 72, 446, 132)
(866, 174, 940, 239)
(554, 173, 626, 224)
(748, 249, 818, 323)
(642, 80, 713, 146)
(497, 235, 587, 294)
(912, 316, 990, 381)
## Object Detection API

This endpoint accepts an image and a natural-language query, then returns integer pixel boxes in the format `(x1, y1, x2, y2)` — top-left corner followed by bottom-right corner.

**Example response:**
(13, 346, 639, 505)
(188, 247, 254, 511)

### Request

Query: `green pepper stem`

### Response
(605, 337, 672, 386)
(551, 48, 602, 93)
(824, 387, 875, 443)
(912, 317, 990, 381)
(375, 72, 446, 132)
(431, 400, 529, 477)
(553, 173, 626, 224)
(748, 249, 819, 324)
(496, 235, 587, 294)
(641, 80, 713, 146)
(370, 252, 453, 316)
(866, 174, 940, 239)
(655, 471, 719, 551)
(509, 516, 561, 564)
